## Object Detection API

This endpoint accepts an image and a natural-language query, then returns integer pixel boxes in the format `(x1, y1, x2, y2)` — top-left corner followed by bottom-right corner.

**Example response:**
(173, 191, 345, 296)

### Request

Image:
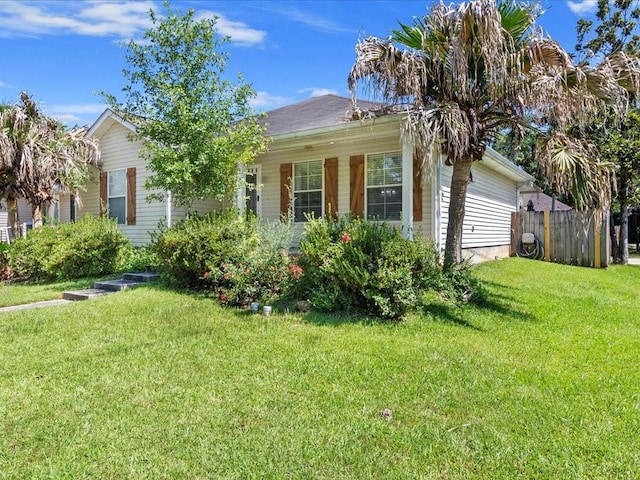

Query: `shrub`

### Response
(7, 215, 131, 281)
(296, 216, 458, 319)
(153, 212, 296, 305)
(206, 219, 297, 306)
(0, 242, 10, 280)
(119, 246, 159, 273)
(152, 211, 258, 288)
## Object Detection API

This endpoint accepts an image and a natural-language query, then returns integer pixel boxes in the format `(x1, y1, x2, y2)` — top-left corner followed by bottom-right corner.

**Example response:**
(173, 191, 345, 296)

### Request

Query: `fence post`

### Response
(511, 212, 518, 257)
(544, 210, 551, 262)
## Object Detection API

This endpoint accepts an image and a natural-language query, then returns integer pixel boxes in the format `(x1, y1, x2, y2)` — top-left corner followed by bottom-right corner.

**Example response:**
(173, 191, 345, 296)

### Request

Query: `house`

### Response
(520, 192, 571, 212)
(6, 95, 536, 262)
(232, 95, 536, 261)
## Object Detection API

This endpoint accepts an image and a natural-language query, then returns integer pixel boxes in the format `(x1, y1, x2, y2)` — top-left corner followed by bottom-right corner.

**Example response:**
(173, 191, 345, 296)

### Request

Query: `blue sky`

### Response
(0, 0, 600, 127)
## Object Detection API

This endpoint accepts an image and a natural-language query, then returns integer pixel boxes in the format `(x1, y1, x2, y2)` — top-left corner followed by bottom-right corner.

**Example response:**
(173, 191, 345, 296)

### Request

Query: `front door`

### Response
(245, 165, 262, 216)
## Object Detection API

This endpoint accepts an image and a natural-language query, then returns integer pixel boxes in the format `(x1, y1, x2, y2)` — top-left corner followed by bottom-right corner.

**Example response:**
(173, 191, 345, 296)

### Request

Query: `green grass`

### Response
(0, 277, 107, 307)
(1, 258, 639, 479)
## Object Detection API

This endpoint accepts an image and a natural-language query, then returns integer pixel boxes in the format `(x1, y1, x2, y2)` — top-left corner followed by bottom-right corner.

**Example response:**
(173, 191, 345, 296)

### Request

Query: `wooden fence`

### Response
(511, 210, 610, 268)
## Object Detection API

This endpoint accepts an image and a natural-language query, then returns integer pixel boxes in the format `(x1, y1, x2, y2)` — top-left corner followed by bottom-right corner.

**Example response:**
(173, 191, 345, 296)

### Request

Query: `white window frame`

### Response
(107, 169, 127, 225)
(365, 151, 403, 221)
(293, 159, 324, 223)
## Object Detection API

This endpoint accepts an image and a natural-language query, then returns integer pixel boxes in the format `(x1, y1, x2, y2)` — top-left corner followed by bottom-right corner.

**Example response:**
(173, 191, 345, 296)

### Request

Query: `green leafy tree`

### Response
(0, 93, 99, 231)
(575, 0, 640, 263)
(349, 0, 638, 268)
(103, 1, 267, 208)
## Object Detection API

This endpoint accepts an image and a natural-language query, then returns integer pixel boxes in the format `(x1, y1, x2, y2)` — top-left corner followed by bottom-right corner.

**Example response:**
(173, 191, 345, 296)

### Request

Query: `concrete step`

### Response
(122, 272, 159, 283)
(93, 279, 143, 292)
(63, 288, 116, 301)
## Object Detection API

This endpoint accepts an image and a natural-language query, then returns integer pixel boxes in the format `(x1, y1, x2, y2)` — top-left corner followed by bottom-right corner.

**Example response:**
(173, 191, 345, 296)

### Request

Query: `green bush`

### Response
(152, 211, 258, 288)
(119, 246, 159, 273)
(153, 212, 296, 305)
(205, 219, 297, 306)
(0, 242, 10, 280)
(296, 216, 460, 319)
(7, 215, 131, 281)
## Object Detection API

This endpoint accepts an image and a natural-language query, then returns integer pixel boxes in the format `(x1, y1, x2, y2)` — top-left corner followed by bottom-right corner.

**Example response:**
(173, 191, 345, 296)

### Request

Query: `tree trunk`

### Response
(610, 211, 620, 263)
(621, 200, 629, 265)
(32, 203, 44, 229)
(444, 159, 473, 269)
(6, 196, 19, 238)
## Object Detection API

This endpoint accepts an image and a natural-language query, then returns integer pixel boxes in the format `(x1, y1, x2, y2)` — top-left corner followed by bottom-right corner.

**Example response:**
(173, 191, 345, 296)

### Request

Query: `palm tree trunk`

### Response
(6, 196, 19, 238)
(620, 200, 629, 265)
(32, 203, 44, 229)
(444, 159, 473, 269)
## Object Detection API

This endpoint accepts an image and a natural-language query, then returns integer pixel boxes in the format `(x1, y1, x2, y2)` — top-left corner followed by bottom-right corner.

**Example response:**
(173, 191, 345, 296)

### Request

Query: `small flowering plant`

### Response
(341, 231, 351, 243)
(288, 264, 303, 280)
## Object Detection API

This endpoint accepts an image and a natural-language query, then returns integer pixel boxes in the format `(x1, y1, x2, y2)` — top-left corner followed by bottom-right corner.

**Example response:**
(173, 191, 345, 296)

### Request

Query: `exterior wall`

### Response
(439, 160, 518, 259)
(17, 198, 31, 225)
(57, 194, 72, 224)
(254, 128, 433, 243)
(81, 121, 226, 245)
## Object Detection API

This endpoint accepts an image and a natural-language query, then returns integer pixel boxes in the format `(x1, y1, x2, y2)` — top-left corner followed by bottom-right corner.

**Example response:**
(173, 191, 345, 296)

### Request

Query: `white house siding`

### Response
(81, 121, 166, 246)
(3, 195, 71, 228)
(81, 121, 227, 245)
(254, 129, 433, 243)
(439, 160, 517, 259)
(17, 198, 31, 225)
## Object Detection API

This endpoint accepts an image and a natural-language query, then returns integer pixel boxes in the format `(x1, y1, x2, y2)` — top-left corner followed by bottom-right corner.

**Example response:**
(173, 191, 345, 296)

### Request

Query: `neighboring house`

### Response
(521, 192, 572, 212)
(15, 94, 536, 261)
(1, 195, 73, 241)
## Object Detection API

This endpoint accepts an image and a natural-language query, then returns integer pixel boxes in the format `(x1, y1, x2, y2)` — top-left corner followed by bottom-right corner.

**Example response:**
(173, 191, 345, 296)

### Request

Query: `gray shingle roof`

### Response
(262, 94, 381, 136)
(521, 192, 572, 212)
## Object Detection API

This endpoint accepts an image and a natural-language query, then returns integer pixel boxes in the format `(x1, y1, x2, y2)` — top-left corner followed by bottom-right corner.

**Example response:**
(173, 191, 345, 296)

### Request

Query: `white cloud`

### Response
(44, 103, 107, 126)
(195, 10, 266, 46)
(249, 92, 291, 110)
(0, 1, 265, 45)
(0, 1, 153, 39)
(51, 113, 83, 124)
(276, 5, 353, 34)
(0, 81, 7, 88)
(567, 0, 598, 15)
(299, 88, 338, 97)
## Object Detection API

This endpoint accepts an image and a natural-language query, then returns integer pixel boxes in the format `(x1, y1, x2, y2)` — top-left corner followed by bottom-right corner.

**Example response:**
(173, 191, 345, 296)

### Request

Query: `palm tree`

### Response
(348, 0, 638, 267)
(0, 92, 100, 232)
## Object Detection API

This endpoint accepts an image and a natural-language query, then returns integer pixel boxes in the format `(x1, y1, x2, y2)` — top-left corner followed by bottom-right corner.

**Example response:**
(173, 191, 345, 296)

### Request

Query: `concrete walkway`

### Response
(0, 299, 72, 313)
(0, 272, 158, 314)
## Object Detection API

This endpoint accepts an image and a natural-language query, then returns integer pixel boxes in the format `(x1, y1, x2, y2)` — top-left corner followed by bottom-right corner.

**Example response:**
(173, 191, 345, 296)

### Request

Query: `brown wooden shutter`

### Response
(349, 155, 364, 218)
(126, 167, 136, 225)
(324, 157, 338, 219)
(413, 153, 423, 222)
(99, 172, 107, 217)
(280, 163, 292, 220)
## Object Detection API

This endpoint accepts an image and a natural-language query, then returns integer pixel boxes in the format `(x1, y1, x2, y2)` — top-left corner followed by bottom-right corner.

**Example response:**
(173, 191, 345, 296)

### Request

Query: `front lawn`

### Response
(1, 258, 638, 478)
(0, 276, 107, 308)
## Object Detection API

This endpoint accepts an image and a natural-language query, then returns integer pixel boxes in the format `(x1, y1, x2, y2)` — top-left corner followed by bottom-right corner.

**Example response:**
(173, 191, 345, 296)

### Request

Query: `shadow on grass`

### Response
(294, 310, 387, 327)
(418, 302, 484, 330)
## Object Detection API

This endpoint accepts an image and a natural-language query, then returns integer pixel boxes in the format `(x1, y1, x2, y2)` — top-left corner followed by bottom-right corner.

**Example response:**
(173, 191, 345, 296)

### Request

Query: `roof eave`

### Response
(86, 108, 138, 139)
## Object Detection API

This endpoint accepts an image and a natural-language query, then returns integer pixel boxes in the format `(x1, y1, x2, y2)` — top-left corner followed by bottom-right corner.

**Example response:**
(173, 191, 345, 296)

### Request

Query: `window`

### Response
(366, 152, 402, 220)
(108, 169, 126, 225)
(293, 160, 323, 222)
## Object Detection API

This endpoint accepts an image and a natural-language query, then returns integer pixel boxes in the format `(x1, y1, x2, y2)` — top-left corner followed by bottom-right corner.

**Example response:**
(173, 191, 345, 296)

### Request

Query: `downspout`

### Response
(402, 137, 414, 239)
(236, 163, 245, 216)
(432, 151, 443, 252)
(166, 190, 172, 228)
